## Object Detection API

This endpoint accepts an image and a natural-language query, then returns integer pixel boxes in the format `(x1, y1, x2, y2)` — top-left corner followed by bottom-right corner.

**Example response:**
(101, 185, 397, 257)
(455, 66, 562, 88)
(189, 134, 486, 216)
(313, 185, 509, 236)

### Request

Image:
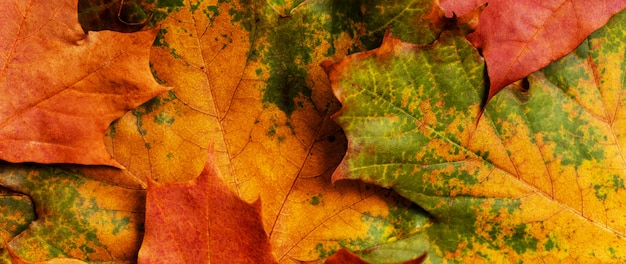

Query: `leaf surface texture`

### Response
(0, 0, 168, 166)
(324, 10, 626, 262)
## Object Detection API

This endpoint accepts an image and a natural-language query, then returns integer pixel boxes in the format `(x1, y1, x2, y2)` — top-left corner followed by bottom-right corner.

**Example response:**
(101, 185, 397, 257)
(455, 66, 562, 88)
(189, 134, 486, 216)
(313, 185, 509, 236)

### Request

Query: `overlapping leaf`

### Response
(438, 0, 486, 17)
(324, 10, 626, 262)
(98, 0, 445, 262)
(0, 0, 168, 167)
(0, 165, 145, 262)
(323, 248, 426, 264)
(463, 0, 626, 101)
(138, 149, 276, 263)
(0, 187, 34, 245)
(7, 0, 623, 262)
(0, 0, 447, 261)
(5, 245, 88, 264)
(78, 0, 153, 33)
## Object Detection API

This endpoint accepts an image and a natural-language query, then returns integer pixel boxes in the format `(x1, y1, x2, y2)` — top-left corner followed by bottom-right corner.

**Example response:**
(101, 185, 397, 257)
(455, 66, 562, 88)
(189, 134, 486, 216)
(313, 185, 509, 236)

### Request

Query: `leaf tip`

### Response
(320, 60, 336, 75)
(330, 163, 349, 184)
(324, 248, 369, 264)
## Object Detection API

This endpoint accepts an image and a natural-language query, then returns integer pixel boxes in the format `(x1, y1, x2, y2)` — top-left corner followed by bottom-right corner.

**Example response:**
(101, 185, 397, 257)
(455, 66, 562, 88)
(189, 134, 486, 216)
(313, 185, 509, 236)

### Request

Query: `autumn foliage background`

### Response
(1, 0, 626, 263)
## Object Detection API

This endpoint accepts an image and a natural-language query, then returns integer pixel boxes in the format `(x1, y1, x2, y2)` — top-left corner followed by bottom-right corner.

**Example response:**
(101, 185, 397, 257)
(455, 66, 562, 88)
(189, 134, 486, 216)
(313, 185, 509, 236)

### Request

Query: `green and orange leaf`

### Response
(100, 0, 443, 262)
(324, 10, 626, 262)
(0, 165, 145, 262)
(5, 243, 87, 264)
(4, 0, 624, 262)
(0, 187, 34, 246)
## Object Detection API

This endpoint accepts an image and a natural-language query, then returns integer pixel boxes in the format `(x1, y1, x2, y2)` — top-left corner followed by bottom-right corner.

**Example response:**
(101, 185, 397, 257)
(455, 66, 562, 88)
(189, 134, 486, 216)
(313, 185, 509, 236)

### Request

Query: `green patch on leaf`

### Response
(327, 10, 626, 261)
(339, 199, 431, 257)
(153, 0, 184, 9)
(329, 0, 444, 50)
(146, 0, 185, 23)
(203, 5, 220, 26)
(0, 188, 35, 243)
(229, 0, 446, 118)
(310, 194, 323, 206)
(154, 28, 169, 47)
(594, 184, 608, 200)
(267, 124, 276, 137)
(543, 235, 560, 251)
(152, 28, 183, 58)
(227, 0, 257, 32)
(112, 216, 131, 235)
(314, 243, 337, 259)
(505, 224, 539, 254)
(132, 91, 178, 135)
(153, 112, 176, 125)
(382, 202, 429, 239)
(190, 0, 203, 13)
(150, 63, 168, 85)
(257, 6, 321, 117)
(0, 165, 145, 262)
(105, 120, 119, 138)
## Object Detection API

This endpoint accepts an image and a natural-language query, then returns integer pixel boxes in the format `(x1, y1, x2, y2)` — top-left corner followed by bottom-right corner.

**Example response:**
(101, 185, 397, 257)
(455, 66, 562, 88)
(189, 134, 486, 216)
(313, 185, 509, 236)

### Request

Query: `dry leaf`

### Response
(438, 0, 487, 17)
(0, 0, 168, 167)
(465, 0, 626, 101)
(0, 165, 145, 262)
(5, 242, 87, 264)
(103, 0, 441, 262)
(138, 146, 277, 263)
(0, 186, 34, 245)
(9, 0, 623, 262)
(324, 11, 626, 262)
(324, 248, 368, 264)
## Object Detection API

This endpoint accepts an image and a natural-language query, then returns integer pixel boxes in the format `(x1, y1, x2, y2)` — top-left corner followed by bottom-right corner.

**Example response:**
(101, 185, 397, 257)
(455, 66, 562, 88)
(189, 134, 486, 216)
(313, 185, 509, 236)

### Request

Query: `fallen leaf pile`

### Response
(1, 0, 625, 262)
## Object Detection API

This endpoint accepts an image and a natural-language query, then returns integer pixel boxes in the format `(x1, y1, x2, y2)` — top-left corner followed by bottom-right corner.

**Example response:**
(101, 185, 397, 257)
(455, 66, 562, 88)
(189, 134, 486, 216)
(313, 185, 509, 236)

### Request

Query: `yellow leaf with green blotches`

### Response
(324, 10, 626, 263)
(93, 0, 445, 262)
(0, 165, 145, 263)
(0, 187, 34, 245)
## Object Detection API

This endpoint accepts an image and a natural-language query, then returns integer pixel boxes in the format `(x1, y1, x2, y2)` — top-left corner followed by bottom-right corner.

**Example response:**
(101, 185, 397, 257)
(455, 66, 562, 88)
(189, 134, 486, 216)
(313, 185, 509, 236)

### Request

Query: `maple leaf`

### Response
(0, 164, 145, 262)
(138, 147, 277, 263)
(0, 0, 169, 167)
(323, 9, 626, 262)
(16, 0, 623, 261)
(459, 0, 626, 102)
(99, 0, 444, 262)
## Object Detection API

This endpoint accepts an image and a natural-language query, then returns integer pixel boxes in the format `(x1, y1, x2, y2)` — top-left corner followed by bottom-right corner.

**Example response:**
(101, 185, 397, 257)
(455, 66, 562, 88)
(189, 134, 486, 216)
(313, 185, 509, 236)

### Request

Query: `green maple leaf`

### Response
(323, 10, 626, 263)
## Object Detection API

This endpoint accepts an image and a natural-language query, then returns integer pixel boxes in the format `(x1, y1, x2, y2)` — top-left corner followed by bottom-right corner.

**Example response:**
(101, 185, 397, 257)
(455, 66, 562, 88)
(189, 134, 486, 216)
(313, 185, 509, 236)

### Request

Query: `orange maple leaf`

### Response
(0, 0, 168, 167)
